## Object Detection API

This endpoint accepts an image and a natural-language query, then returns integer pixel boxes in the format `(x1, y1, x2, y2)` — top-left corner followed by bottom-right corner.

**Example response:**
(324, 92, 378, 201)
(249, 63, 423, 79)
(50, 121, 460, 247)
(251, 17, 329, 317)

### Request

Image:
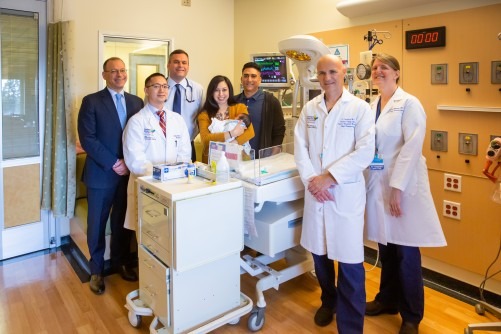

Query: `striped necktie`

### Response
(157, 110, 166, 137)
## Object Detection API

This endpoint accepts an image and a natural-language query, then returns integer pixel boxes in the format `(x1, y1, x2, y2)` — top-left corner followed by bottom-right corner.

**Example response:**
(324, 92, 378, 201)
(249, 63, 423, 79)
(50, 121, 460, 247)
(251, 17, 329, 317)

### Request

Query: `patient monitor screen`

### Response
(252, 54, 290, 88)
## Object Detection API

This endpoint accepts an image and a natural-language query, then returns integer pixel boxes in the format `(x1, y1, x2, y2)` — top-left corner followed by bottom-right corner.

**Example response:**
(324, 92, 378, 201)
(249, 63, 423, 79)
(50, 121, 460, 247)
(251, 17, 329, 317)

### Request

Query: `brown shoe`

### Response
(118, 265, 138, 282)
(314, 306, 336, 327)
(365, 300, 398, 316)
(89, 274, 105, 295)
(399, 321, 419, 334)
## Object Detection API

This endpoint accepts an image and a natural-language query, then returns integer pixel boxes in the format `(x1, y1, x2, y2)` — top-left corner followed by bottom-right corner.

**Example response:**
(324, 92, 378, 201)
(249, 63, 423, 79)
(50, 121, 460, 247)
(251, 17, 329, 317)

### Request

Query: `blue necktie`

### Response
(115, 93, 126, 129)
(173, 84, 181, 114)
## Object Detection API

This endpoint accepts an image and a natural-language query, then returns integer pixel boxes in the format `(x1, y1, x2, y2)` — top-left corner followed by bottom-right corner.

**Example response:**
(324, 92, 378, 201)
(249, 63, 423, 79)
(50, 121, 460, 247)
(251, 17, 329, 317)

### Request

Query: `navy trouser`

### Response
(375, 243, 424, 324)
(312, 253, 366, 334)
(86, 177, 133, 275)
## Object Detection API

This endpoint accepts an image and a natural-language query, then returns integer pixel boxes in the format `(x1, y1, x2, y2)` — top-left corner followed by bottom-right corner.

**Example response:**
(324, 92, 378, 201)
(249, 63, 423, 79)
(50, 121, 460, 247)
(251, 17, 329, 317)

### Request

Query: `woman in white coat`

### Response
(294, 54, 375, 333)
(364, 54, 446, 334)
(123, 73, 191, 235)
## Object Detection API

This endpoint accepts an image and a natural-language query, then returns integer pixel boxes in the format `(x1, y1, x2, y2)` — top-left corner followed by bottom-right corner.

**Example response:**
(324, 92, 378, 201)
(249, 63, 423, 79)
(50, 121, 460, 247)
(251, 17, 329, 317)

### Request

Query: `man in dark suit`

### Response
(78, 57, 143, 295)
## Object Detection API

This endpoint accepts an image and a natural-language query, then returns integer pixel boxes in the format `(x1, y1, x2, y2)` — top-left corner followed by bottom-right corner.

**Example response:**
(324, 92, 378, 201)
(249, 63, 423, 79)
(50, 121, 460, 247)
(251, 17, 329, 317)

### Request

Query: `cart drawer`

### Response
(142, 231, 171, 267)
(139, 246, 170, 327)
(244, 198, 304, 257)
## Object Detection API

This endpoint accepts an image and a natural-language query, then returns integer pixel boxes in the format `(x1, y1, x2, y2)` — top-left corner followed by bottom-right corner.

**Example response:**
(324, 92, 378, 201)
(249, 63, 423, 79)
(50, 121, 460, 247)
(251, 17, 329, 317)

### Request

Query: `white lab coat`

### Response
(122, 105, 191, 231)
(365, 87, 446, 247)
(294, 89, 375, 263)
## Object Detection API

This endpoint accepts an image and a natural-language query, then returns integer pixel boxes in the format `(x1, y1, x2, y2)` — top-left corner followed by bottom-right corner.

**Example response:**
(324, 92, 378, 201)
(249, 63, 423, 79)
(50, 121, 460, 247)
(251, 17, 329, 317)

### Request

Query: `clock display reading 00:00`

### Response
(405, 26, 446, 50)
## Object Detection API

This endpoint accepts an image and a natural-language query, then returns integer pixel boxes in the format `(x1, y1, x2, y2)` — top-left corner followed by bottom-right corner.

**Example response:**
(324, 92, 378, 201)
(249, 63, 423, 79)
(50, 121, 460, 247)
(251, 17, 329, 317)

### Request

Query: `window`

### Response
(1, 9, 40, 160)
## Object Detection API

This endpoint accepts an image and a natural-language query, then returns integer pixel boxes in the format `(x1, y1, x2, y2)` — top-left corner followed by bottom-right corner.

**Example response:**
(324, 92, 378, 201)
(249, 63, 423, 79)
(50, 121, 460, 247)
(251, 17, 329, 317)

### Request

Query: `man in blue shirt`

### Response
(165, 49, 204, 162)
(234, 62, 285, 154)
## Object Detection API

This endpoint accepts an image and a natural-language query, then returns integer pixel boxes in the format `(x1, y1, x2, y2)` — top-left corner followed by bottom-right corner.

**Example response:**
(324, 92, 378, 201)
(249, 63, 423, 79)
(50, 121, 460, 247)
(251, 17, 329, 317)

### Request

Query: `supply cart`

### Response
(125, 175, 252, 333)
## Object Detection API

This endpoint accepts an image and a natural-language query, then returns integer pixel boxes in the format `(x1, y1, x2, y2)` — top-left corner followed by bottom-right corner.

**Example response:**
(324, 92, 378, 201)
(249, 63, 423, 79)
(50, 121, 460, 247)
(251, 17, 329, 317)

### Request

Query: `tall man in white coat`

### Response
(123, 73, 191, 235)
(294, 54, 375, 333)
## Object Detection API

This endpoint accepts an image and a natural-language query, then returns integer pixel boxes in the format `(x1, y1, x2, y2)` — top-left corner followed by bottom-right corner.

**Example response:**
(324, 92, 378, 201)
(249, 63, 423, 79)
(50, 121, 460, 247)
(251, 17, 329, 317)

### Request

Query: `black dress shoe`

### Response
(365, 300, 398, 316)
(399, 321, 419, 334)
(119, 265, 138, 282)
(314, 306, 336, 327)
(89, 274, 105, 295)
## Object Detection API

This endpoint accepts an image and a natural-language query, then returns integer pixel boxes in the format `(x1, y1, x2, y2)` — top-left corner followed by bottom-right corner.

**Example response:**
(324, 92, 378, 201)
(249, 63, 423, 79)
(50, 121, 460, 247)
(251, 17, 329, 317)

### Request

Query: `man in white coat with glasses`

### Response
(123, 72, 191, 235)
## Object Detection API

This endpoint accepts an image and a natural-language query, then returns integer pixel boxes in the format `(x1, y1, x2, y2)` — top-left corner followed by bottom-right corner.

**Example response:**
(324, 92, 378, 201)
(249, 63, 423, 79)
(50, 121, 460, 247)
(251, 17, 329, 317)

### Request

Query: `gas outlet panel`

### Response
(431, 130, 448, 151)
(458, 133, 478, 155)
(431, 64, 447, 84)
(459, 62, 479, 84)
(492, 61, 501, 84)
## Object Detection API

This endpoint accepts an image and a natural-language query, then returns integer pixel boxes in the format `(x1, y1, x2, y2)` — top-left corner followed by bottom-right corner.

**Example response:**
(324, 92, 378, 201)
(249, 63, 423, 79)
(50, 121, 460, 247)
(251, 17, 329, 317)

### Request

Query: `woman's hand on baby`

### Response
(232, 121, 246, 137)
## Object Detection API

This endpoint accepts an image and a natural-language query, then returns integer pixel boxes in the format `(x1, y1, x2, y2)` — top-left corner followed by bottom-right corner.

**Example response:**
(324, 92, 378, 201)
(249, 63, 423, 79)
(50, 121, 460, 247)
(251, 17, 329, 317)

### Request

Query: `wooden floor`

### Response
(0, 250, 499, 334)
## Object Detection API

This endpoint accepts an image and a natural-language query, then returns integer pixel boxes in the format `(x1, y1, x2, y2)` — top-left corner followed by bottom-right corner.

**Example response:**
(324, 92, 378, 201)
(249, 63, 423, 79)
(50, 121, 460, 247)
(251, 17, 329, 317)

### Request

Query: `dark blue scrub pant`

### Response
(374, 243, 424, 324)
(312, 253, 366, 334)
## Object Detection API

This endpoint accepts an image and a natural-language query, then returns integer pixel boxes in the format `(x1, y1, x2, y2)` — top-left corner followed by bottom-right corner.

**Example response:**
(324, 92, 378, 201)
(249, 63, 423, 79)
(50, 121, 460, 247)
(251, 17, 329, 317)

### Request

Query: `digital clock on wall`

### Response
(405, 26, 446, 50)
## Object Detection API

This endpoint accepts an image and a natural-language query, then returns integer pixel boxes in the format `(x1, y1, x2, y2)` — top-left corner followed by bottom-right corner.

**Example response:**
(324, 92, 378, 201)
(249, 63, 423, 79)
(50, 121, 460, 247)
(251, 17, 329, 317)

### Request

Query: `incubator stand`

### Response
(232, 144, 314, 332)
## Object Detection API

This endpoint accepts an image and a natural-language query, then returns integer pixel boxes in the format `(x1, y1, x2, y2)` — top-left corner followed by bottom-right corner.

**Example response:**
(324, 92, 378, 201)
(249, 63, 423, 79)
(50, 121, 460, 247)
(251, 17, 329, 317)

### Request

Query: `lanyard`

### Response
(375, 98, 382, 123)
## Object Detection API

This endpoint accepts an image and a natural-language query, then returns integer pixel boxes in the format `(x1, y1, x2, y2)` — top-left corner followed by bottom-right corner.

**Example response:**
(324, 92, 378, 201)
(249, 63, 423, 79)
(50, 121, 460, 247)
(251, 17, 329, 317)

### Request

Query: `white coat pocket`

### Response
(331, 181, 366, 217)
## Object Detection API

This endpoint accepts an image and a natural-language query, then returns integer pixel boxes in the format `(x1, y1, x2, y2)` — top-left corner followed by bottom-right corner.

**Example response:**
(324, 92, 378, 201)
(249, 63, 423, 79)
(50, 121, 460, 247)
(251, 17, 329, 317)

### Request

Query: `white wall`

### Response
(51, 0, 235, 102)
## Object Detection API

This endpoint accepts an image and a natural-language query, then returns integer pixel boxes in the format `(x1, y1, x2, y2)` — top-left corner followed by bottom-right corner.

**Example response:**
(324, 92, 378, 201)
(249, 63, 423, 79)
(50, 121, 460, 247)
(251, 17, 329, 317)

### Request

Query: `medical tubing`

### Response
(478, 230, 501, 302)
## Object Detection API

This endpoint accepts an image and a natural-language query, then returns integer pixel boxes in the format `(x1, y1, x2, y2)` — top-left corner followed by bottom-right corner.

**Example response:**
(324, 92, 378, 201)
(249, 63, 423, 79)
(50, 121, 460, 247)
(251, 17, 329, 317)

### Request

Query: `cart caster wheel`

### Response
(128, 310, 142, 328)
(474, 303, 485, 315)
(247, 310, 265, 332)
(228, 317, 240, 325)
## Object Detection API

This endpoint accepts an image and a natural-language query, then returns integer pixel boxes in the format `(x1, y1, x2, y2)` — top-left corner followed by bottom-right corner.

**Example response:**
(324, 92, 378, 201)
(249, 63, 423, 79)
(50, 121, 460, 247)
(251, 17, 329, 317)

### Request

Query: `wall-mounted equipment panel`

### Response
(459, 62, 479, 84)
(430, 130, 448, 151)
(431, 64, 447, 84)
(458, 133, 478, 155)
(491, 61, 501, 84)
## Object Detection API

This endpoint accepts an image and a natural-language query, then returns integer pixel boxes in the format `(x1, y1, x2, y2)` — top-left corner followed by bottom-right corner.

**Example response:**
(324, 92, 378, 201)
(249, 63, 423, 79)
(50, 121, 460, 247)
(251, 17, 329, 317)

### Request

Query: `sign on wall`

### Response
(329, 44, 349, 68)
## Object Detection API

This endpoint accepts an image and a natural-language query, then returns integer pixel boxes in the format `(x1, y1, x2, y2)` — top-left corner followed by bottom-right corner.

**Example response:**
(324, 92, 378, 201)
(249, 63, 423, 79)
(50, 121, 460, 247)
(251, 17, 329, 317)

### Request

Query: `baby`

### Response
(208, 113, 252, 154)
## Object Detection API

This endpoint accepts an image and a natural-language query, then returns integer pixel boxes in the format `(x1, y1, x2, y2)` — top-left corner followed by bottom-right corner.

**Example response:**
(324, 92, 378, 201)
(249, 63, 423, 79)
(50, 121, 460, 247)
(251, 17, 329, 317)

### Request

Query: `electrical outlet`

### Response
(458, 133, 478, 155)
(181, 0, 191, 6)
(444, 173, 461, 192)
(443, 200, 461, 220)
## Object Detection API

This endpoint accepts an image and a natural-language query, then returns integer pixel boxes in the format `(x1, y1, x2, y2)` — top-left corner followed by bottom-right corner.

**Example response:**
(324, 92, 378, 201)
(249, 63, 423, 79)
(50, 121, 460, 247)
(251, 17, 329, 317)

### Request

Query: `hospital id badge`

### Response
(369, 154, 384, 170)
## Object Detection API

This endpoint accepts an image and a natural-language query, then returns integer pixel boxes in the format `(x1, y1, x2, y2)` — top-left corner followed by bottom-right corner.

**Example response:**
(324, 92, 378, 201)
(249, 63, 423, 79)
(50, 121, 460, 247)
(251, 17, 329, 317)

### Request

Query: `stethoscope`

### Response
(168, 78, 195, 103)
(184, 78, 195, 103)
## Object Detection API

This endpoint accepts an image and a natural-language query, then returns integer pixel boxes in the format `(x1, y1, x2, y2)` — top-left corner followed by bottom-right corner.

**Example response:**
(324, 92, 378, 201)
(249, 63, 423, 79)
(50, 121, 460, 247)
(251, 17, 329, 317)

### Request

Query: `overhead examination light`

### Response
(278, 35, 331, 89)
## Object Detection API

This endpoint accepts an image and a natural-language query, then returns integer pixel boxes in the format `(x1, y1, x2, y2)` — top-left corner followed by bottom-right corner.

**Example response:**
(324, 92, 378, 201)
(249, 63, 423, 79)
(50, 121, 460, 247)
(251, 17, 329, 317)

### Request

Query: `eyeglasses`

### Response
(105, 69, 127, 75)
(147, 84, 169, 90)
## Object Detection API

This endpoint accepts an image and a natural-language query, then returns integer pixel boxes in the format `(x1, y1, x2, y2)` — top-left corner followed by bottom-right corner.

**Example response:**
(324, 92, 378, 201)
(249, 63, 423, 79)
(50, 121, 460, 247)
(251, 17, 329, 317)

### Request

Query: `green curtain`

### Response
(41, 21, 76, 218)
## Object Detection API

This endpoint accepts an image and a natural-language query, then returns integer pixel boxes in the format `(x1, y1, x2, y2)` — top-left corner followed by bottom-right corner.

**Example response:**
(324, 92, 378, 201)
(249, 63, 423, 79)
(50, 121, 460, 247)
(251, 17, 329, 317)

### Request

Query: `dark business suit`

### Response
(78, 88, 143, 275)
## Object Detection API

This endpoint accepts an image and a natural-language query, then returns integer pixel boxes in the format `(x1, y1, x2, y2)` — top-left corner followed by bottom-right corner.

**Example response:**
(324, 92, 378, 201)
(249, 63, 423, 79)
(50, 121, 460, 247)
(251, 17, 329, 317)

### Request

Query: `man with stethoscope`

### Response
(123, 72, 191, 235)
(165, 49, 204, 162)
